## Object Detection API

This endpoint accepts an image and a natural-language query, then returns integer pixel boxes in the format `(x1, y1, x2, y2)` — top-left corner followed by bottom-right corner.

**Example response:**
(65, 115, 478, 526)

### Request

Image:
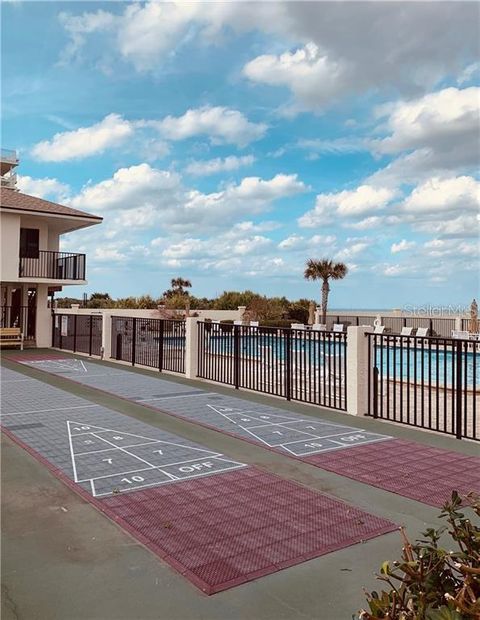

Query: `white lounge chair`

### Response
(291, 323, 306, 330)
(332, 324, 344, 333)
(373, 325, 385, 334)
(452, 330, 469, 339)
(415, 327, 429, 338)
(400, 326, 414, 336)
(249, 321, 259, 327)
(233, 320, 243, 325)
(312, 323, 327, 331)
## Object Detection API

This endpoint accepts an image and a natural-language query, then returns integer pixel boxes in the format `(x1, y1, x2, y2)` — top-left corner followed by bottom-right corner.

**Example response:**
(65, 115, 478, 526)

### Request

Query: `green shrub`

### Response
(357, 492, 480, 620)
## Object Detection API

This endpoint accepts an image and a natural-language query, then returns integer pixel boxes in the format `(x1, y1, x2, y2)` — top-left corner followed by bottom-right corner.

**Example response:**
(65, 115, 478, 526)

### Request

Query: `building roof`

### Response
(0, 188, 102, 221)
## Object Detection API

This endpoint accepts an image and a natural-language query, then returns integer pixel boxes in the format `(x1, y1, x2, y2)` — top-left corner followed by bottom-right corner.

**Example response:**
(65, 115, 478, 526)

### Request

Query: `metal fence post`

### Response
(285, 329, 292, 401)
(51, 312, 55, 347)
(233, 324, 240, 389)
(455, 340, 463, 439)
(158, 320, 164, 372)
(132, 317, 137, 366)
(373, 366, 379, 419)
(88, 317, 93, 356)
(73, 314, 77, 353)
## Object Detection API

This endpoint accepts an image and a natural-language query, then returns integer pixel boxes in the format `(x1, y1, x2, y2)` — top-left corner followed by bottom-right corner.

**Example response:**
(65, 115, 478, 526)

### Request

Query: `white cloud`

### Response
(31, 114, 134, 162)
(244, 43, 344, 113)
(185, 155, 255, 176)
(335, 240, 371, 261)
(68, 164, 306, 235)
(382, 264, 413, 277)
(298, 185, 395, 227)
(151, 106, 267, 147)
(375, 87, 479, 156)
(16, 175, 70, 201)
(391, 240, 416, 254)
(69, 163, 182, 215)
(367, 87, 480, 190)
(59, 3, 479, 108)
(401, 176, 480, 215)
(457, 62, 480, 85)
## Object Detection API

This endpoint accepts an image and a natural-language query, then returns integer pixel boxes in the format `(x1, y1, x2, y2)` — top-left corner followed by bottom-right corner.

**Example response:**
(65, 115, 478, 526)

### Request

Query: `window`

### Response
(20, 228, 39, 258)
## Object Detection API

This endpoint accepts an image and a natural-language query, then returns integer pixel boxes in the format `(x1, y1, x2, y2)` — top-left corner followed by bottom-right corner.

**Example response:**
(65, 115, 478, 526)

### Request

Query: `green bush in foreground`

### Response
(357, 492, 480, 620)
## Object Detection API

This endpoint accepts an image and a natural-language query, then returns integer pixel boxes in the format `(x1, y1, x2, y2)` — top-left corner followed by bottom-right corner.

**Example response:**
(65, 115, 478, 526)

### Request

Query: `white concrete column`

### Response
(185, 317, 200, 379)
(35, 284, 52, 347)
(102, 312, 112, 359)
(346, 325, 371, 416)
(237, 306, 246, 320)
(455, 316, 462, 331)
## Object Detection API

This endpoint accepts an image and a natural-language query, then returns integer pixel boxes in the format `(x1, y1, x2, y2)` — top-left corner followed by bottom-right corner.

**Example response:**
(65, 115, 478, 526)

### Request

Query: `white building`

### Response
(0, 149, 102, 347)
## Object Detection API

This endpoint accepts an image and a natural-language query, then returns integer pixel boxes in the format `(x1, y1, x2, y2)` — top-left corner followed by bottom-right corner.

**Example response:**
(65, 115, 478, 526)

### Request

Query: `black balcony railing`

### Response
(19, 250, 86, 280)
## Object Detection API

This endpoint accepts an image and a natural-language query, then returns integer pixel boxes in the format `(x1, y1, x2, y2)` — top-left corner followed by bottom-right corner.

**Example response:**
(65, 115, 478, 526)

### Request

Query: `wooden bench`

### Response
(0, 327, 24, 350)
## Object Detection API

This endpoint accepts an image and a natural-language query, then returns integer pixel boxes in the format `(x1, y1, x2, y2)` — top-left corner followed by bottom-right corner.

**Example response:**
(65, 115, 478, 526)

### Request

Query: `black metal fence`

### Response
(1, 305, 35, 338)
(111, 317, 186, 374)
(52, 313, 102, 356)
(325, 314, 457, 337)
(367, 333, 479, 440)
(197, 322, 347, 410)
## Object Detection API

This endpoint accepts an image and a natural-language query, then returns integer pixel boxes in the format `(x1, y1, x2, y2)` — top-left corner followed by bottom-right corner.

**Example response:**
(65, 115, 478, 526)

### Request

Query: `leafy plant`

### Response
(357, 492, 480, 620)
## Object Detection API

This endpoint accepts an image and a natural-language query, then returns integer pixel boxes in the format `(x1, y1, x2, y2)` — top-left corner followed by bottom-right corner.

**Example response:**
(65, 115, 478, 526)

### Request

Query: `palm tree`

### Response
(304, 259, 348, 324)
(171, 277, 191, 295)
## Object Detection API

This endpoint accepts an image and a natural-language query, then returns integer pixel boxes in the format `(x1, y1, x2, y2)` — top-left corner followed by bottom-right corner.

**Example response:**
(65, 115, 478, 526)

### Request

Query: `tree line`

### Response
(56, 259, 348, 324)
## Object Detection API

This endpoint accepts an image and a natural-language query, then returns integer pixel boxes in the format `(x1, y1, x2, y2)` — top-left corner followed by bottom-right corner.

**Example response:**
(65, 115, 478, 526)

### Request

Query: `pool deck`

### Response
(1, 349, 479, 620)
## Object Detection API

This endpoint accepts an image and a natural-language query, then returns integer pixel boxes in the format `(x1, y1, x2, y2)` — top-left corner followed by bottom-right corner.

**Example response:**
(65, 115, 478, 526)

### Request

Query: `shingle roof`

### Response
(0, 188, 102, 221)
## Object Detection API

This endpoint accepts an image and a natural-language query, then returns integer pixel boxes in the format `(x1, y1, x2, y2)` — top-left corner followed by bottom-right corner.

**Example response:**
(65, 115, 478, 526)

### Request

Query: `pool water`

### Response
(208, 335, 479, 388)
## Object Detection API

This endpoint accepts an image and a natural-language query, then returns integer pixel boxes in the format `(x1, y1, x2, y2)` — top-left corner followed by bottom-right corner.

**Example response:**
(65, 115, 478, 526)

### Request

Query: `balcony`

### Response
(19, 250, 86, 281)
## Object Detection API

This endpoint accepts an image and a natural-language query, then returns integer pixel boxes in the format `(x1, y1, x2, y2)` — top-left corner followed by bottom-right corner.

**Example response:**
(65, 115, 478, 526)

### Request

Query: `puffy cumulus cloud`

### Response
(16, 175, 70, 201)
(368, 87, 480, 188)
(68, 164, 306, 237)
(69, 163, 182, 216)
(31, 114, 134, 162)
(178, 173, 306, 231)
(401, 176, 480, 215)
(298, 185, 395, 227)
(375, 87, 479, 155)
(185, 155, 255, 176)
(391, 240, 416, 254)
(243, 43, 344, 113)
(151, 106, 267, 147)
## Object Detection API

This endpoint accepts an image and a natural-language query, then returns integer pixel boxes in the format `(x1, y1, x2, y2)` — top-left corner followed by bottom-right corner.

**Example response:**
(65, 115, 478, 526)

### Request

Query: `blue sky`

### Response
(2, 1, 479, 309)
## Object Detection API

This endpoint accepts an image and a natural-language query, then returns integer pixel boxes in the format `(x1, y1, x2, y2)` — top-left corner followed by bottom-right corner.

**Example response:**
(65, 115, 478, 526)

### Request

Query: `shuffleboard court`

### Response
(0, 364, 397, 594)
(14, 355, 480, 508)
(17, 356, 391, 457)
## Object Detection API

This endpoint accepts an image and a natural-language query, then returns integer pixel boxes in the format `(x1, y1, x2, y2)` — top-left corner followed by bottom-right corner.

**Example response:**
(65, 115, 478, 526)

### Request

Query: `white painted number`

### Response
(113, 436, 123, 440)
(121, 476, 145, 484)
(340, 434, 366, 442)
(305, 442, 323, 448)
(74, 426, 90, 431)
(102, 458, 113, 465)
(153, 449, 163, 455)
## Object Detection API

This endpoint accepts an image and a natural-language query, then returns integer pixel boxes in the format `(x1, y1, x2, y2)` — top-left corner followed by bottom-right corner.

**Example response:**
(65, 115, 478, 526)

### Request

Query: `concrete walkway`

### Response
(1, 350, 478, 620)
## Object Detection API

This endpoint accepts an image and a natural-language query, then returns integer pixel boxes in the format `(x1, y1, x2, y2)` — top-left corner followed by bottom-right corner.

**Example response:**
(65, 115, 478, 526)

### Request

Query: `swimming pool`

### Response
(207, 334, 479, 388)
